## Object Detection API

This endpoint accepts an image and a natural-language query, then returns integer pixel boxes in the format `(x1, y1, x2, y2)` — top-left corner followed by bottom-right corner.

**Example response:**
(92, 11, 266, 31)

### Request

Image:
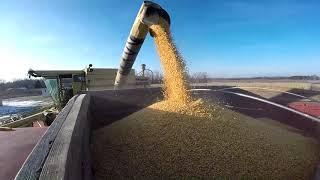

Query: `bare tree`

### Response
(0, 79, 5, 91)
(190, 72, 208, 83)
(0, 78, 45, 90)
(153, 71, 163, 84)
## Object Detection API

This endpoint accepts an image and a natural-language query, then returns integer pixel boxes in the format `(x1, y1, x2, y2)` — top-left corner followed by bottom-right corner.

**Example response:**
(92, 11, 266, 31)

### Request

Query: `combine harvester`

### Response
(1, 1, 320, 179)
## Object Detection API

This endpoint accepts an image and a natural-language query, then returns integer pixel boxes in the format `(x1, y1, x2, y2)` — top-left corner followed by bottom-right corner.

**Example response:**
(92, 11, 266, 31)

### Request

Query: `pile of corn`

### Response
(92, 99, 319, 178)
(92, 22, 320, 178)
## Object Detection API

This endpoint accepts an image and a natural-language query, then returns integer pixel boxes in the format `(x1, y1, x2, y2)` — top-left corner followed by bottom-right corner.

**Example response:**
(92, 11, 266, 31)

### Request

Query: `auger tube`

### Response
(114, 1, 170, 88)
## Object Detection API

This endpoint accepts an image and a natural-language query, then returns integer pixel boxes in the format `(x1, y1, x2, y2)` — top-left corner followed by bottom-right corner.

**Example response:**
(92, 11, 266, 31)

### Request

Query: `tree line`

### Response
(0, 71, 208, 91)
(147, 71, 209, 84)
(0, 79, 46, 91)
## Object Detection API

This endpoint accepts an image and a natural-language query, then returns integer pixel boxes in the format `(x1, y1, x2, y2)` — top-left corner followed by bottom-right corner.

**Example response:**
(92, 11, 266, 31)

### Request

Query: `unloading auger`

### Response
(114, 1, 170, 88)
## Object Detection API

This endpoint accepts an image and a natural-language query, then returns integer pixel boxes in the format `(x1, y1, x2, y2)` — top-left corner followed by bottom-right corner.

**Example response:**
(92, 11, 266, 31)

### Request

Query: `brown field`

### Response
(193, 79, 320, 102)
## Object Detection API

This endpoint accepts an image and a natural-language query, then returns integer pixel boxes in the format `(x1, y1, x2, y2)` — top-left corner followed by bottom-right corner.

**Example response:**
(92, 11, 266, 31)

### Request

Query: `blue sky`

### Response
(0, 0, 319, 81)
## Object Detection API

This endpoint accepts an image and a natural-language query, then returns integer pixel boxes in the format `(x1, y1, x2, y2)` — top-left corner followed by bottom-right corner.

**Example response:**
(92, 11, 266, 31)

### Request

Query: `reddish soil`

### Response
(289, 102, 320, 118)
(0, 127, 47, 180)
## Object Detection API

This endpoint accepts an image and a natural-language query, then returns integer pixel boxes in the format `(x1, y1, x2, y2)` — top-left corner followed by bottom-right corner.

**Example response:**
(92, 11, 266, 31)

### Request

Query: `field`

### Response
(0, 95, 53, 125)
(192, 79, 320, 102)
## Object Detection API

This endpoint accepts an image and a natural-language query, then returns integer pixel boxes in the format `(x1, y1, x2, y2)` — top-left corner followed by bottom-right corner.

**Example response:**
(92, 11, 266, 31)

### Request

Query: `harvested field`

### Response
(205, 80, 315, 91)
(92, 100, 320, 179)
(201, 80, 320, 101)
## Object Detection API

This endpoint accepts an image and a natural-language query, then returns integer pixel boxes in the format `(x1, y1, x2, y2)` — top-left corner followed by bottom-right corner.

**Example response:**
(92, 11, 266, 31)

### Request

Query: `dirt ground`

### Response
(190, 80, 320, 101)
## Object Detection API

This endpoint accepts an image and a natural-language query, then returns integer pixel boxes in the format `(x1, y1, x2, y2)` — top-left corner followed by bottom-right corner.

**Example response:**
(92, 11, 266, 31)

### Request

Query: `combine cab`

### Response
(28, 65, 136, 108)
